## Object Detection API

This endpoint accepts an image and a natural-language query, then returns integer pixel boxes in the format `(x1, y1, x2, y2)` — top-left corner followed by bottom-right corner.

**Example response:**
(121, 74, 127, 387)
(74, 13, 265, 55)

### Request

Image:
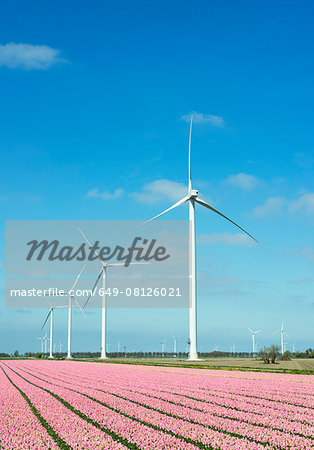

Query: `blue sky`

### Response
(1, 0, 314, 354)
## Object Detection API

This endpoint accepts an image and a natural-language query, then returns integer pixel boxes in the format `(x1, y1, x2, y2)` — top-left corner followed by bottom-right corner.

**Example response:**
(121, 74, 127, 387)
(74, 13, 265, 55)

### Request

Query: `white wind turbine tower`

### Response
(135, 116, 257, 360)
(292, 343, 296, 353)
(64, 265, 86, 359)
(79, 228, 147, 360)
(160, 338, 166, 357)
(36, 336, 44, 353)
(43, 334, 49, 355)
(40, 297, 68, 359)
(59, 341, 64, 354)
(173, 336, 177, 357)
(275, 323, 288, 355)
(247, 327, 261, 356)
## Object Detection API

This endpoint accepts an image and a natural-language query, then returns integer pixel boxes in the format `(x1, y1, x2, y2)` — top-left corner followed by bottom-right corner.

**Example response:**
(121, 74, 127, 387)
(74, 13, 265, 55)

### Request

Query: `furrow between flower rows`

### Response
(9, 362, 305, 449)
(6, 362, 275, 450)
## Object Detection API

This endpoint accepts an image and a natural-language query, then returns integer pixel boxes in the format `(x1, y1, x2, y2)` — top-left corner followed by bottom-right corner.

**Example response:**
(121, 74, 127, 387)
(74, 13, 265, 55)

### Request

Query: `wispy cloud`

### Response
(0, 43, 67, 70)
(289, 192, 314, 214)
(224, 173, 259, 190)
(287, 278, 313, 284)
(299, 246, 314, 262)
(85, 188, 124, 200)
(181, 111, 225, 128)
(252, 197, 285, 217)
(294, 152, 314, 169)
(132, 179, 187, 204)
(199, 274, 242, 287)
(198, 232, 254, 247)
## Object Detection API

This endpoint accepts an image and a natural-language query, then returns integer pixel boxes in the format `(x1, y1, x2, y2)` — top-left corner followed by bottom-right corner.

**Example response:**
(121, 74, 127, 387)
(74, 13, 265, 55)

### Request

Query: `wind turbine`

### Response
(36, 336, 44, 353)
(275, 323, 288, 355)
(79, 227, 147, 360)
(40, 297, 68, 359)
(173, 336, 177, 357)
(247, 327, 261, 356)
(64, 265, 86, 359)
(292, 343, 296, 353)
(160, 338, 166, 357)
(134, 116, 257, 360)
(43, 334, 49, 355)
(59, 341, 64, 354)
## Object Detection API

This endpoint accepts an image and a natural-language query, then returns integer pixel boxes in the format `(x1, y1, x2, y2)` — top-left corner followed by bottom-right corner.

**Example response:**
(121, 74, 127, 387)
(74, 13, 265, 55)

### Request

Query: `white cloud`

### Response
(132, 179, 187, 204)
(225, 173, 259, 190)
(181, 111, 225, 128)
(85, 188, 124, 200)
(289, 192, 314, 214)
(252, 197, 285, 217)
(0, 43, 67, 70)
(198, 232, 254, 247)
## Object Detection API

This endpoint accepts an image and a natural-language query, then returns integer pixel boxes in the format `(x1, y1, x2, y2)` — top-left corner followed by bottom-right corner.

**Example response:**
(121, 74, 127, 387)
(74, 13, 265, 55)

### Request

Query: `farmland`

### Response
(0, 360, 314, 449)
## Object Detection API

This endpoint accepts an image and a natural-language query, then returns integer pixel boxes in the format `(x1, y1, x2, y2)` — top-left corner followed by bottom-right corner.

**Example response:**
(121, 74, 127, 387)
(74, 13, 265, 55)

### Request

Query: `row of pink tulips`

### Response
(8, 361, 306, 450)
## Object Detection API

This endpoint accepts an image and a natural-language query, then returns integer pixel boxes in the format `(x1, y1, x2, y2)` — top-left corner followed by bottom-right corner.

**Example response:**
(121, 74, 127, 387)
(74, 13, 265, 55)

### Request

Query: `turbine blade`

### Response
(83, 267, 103, 309)
(43, 296, 53, 308)
(247, 327, 253, 333)
(195, 197, 258, 243)
(78, 227, 103, 265)
(41, 310, 51, 331)
(106, 262, 149, 267)
(255, 330, 262, 334)
(71, 294, 86, 319)
(70, 264, 86, 291)
(133, 195, 190, 231)
(188, 115, 193, 192)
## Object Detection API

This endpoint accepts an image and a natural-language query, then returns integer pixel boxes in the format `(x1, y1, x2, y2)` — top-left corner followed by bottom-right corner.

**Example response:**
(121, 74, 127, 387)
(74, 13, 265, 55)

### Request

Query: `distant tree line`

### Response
(3, 347, 314, 359)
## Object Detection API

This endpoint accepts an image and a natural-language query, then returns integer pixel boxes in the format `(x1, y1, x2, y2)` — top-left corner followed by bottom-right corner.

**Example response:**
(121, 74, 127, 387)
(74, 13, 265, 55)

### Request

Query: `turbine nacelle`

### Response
(190, 189, 199, 198)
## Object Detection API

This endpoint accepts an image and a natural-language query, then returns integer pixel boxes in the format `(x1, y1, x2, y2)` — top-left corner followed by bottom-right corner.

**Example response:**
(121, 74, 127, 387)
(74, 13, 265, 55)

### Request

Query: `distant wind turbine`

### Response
(59, 341, 64, 354)
(247, 327, 262, 356)
(173, 336, 177, 357)
(40, 297, 68, 359)
(275, 323, 288, 355)
(292, 343, 296, 353)
(134, 116, 257, 360)
(79, 227, 147, 360)
(43, 334, 49, 355)
(36, 336, 44, 353)
(64, 265, 86, 359)
(160, 338, 166, 357)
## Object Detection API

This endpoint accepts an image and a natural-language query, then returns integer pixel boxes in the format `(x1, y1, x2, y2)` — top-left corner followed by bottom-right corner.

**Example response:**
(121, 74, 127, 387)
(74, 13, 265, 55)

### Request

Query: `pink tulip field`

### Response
(0, 360, 313, 449)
